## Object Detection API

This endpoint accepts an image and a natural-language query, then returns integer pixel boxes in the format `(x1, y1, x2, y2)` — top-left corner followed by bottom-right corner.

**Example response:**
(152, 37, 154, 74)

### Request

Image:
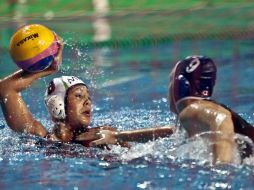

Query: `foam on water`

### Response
(1, 107, 254, 166)
(1, 108, 254, 189)
(60, 40, 104, 89)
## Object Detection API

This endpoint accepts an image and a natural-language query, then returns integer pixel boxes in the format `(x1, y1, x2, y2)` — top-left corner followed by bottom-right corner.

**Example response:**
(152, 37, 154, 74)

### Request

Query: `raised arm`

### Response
(75, 126, 175, 146)
(0, 39, 63, 137)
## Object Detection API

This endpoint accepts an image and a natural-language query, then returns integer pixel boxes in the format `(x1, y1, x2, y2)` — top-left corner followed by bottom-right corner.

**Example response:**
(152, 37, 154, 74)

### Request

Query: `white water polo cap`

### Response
(45, 76, 86, 120)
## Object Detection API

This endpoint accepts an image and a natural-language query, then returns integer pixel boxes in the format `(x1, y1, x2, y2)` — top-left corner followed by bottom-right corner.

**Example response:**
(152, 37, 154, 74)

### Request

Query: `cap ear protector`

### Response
(45, 76, 86, 120)
(46, 95, 66, 119)
(177, 74, 191, 99)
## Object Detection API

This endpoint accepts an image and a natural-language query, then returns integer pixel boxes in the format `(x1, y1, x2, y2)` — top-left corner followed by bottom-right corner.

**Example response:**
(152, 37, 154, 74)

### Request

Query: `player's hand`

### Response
(75, 126, 116, 141)
(50, 34, 64, 71)
(75, 130, 101, 141)
(89, 130, 118, 146)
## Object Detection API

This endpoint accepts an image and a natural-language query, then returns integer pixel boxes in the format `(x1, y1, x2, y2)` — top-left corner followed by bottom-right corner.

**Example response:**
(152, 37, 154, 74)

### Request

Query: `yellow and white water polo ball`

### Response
(9, 24, 59, 72)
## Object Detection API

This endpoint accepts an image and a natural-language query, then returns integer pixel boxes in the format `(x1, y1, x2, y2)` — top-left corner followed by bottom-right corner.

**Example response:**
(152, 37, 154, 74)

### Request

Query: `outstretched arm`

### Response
(75, 126, 175, 146)
(0, 38, 63, 137)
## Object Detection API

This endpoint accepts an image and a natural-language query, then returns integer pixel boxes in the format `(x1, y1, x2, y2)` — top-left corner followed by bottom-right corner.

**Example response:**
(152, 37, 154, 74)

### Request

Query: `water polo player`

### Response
(0, 38, 123, 147)
(0, 24, 175, 148)
(0, 24, 121, 147)
(0, 66, 175, 146)
(168, 55, 254, 163)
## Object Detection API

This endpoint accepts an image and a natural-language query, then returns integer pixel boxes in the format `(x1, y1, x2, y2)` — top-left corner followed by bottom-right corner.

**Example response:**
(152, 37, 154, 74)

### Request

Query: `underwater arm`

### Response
(76, 126, 175, 146)
(0, 40, 63, 137)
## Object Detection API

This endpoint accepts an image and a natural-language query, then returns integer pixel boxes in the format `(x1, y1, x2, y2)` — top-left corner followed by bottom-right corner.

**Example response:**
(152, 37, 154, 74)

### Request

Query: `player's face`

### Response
(65, 85, 92, 130)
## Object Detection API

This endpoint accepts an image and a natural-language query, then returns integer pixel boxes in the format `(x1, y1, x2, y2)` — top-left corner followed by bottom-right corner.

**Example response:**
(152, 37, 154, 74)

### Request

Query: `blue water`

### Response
(1, 36, 254, 189)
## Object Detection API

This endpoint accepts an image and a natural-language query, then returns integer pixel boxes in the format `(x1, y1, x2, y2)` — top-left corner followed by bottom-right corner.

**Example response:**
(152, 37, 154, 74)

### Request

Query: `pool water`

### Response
(1, 34, 254, 189)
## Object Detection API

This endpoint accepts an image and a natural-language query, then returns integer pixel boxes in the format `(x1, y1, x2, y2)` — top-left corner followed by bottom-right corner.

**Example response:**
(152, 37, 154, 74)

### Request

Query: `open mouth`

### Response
(82, 110, 91, 117)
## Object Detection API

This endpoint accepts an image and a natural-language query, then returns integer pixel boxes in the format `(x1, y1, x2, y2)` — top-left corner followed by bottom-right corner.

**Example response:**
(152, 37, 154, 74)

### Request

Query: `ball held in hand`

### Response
(9, 24, 60, 72)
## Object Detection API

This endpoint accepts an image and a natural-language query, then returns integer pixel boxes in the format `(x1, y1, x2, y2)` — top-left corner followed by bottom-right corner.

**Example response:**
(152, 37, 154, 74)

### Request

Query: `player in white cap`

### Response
(0, 39, 175, 147)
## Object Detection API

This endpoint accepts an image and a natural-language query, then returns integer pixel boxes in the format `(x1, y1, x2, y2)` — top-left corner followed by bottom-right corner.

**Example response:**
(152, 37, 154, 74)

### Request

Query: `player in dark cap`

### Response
(169, 55, 254, 164)
(75, 55, 254, 163)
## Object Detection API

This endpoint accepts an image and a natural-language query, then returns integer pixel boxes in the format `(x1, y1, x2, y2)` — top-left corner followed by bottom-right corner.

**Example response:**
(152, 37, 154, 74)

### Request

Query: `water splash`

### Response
(2, 108, 254, 167)
(60, 39, 104, 89)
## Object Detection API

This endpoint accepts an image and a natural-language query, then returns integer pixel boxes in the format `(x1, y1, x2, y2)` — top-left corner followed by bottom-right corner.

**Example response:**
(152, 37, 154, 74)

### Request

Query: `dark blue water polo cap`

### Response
(169, 55, 217, 112)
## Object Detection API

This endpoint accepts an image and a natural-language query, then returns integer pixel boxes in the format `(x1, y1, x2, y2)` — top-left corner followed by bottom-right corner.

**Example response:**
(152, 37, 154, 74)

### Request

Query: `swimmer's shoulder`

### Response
(180, 99, 232, 120)
(201, 100, 233, 116)
(192, 99, 231, 114)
